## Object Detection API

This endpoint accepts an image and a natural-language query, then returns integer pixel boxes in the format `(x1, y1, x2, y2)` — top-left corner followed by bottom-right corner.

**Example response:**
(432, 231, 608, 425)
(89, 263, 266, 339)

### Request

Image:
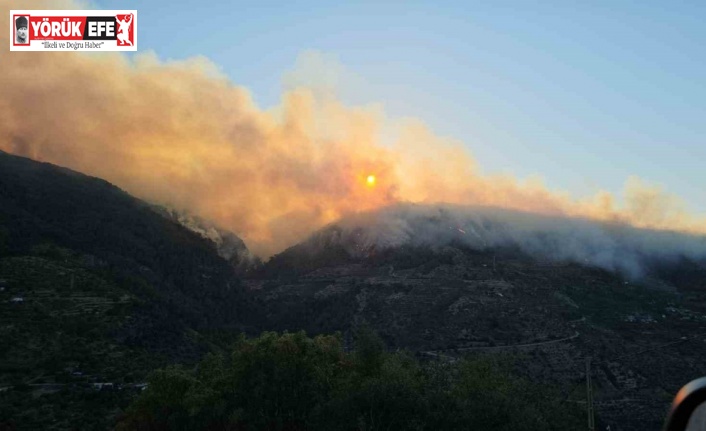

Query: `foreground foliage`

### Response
(119, 328, 582, 431)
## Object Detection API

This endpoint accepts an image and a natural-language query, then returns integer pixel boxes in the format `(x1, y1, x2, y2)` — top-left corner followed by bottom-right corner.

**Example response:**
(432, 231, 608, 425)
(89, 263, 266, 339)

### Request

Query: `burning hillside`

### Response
(265, 203, 706, 280)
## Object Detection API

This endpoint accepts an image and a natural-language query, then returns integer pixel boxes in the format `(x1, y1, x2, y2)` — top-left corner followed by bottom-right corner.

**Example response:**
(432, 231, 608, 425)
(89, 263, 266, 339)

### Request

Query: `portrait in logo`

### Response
(15, 16, 29, 44)
(115, 13, 133, 46)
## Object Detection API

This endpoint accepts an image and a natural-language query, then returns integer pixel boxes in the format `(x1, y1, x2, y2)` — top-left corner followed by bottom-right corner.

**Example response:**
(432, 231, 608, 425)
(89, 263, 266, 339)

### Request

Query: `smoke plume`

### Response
(325, 203, 706, 279)
(2, 0, 706, 260)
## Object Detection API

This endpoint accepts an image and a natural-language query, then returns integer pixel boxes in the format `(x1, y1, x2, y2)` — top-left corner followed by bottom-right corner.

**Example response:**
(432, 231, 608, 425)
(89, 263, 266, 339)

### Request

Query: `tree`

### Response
(353, 324, 385, 376)
(118, 331, 583, 431)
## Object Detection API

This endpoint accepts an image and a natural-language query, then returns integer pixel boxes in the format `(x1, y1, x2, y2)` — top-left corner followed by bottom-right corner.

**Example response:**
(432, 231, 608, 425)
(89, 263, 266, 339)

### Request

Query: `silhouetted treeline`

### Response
(118, 328, 583, 431)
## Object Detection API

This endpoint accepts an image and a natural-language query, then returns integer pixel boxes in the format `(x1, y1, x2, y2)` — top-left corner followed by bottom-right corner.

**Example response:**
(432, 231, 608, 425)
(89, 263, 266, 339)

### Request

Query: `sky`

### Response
(88, 0, 706, 213)
(3, 0, 706, 256)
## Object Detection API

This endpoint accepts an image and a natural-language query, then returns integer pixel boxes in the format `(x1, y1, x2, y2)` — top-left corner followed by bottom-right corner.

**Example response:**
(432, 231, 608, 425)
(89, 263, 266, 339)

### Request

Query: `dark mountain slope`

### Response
(0, 150, 250, 329)
(153, 206, 262, 274)
(248, 208, 706, 431)
(0, 151, 253, 429)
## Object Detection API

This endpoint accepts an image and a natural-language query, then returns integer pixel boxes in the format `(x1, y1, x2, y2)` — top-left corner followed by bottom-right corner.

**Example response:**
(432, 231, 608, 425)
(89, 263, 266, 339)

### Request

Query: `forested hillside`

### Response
(0, 151, 253, 429)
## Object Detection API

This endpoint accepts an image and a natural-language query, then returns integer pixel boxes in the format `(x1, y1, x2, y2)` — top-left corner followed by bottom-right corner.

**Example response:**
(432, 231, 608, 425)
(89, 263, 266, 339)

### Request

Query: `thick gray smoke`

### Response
(324, 203, 706, 279)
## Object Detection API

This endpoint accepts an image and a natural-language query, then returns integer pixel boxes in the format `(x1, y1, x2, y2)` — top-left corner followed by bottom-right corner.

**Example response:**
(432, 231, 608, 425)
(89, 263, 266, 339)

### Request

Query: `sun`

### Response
(366, 175, 376, 187)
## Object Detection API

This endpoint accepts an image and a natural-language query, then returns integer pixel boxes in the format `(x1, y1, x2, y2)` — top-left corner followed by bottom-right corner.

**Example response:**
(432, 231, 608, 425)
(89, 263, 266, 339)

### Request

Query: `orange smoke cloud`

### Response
(1, 0, 705, 257)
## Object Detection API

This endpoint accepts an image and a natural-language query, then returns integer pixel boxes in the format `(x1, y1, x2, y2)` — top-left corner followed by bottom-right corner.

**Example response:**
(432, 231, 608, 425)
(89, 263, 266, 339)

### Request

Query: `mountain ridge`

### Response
(259, 202, 706, 288)
(0, 150, 255, 428)
(3, 151, 706, 430)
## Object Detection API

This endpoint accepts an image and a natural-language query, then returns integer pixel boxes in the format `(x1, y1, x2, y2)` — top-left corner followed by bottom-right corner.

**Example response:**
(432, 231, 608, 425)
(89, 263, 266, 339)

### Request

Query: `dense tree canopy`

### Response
(118, 329, 582, 431)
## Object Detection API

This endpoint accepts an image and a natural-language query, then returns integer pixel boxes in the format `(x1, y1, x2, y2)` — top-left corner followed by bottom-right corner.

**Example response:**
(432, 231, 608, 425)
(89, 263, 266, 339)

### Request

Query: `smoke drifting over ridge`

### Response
(2, 0, 706, 260)
(320, 203, 706, 279)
